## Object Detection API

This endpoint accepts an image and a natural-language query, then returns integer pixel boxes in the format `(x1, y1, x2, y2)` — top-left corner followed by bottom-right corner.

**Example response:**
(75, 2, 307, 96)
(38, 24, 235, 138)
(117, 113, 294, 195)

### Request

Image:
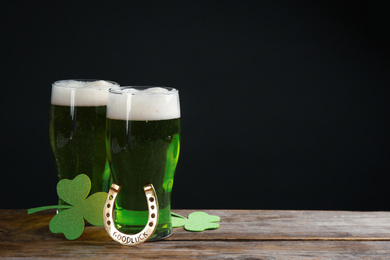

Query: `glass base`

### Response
(150, 228, 172, 241)
(114, 207, 172, 241)
(115, 224, 172, 241)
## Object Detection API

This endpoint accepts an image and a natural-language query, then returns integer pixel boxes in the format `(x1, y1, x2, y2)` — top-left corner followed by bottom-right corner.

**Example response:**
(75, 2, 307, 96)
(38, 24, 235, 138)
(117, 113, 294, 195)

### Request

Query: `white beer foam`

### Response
(51, 80, 119, 106)
(107, 87, 180, 121)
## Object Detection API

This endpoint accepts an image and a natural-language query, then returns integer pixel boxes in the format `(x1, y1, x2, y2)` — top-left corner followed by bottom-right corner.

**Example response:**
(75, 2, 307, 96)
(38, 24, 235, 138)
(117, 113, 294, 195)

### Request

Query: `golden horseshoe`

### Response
(103, 183, 159, 245)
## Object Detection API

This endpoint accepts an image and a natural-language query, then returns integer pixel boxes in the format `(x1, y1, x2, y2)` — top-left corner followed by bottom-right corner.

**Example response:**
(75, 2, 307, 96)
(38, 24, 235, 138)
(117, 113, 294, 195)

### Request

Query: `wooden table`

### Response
(1, 209, 390, 258)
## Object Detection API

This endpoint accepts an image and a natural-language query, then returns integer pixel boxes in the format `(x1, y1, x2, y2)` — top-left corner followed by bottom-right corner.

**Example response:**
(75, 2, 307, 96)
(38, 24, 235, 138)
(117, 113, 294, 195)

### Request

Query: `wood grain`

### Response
(168, 209, 390, 241)
(1, 209, 390, 258)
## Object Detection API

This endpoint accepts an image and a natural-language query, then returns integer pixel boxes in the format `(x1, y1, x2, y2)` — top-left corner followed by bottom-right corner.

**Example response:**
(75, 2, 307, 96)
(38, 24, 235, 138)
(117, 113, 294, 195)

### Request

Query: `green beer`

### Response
(107, 87, 181, 240)
(50, 80, 119, 205)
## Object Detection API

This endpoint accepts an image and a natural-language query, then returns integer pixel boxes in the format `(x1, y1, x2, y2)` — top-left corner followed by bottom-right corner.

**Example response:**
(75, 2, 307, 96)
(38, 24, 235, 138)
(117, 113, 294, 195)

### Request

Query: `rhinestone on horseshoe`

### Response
(103, 183, 159, 245)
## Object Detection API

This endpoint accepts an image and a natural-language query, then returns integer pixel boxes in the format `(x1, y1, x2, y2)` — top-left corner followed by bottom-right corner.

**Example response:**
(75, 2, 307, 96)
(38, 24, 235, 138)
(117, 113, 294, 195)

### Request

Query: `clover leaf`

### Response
(56, 174, 91, 206)
(28, 174, 108, 240)
(172, 212, 220, 232)
(49, 207, 85, 240)
(77, 192, 108, 226)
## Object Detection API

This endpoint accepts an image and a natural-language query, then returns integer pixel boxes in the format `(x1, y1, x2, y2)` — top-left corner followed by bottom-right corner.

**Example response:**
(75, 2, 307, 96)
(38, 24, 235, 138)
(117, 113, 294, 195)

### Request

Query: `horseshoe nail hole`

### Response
(109, 195, 113, 200)
(107, 204, 111, 208)
(149, 197, 154, 202)
(149, 222, 153, 227)
(106, 213, 110, 217)
(151, 213, 156, 218)
(107, 221, 111, 225)
(151, 205, 155, 210)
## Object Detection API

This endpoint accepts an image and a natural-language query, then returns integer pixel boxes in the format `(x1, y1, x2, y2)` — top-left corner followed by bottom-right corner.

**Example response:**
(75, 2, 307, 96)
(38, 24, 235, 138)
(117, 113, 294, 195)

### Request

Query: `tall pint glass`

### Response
(50, 79, 119, 205)
(106, 87, 181, 240)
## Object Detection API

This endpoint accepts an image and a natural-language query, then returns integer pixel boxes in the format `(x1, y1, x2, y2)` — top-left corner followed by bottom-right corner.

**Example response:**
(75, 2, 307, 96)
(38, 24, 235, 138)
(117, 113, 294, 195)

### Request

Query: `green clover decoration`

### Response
(28, 174, 107, 240)
(171, 212, 220, 232)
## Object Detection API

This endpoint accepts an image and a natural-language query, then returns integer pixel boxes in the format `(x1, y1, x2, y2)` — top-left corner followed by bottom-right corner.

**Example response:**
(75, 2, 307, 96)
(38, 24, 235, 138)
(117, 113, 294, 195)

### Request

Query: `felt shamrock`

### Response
(171, 212, 220, 232)
(28, 174, 107, 240)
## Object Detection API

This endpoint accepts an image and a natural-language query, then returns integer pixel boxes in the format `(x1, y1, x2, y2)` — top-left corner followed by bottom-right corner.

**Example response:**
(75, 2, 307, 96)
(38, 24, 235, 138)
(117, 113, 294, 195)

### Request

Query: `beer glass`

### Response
(106, 86, 181, 240)
(50, 79, 119, 205)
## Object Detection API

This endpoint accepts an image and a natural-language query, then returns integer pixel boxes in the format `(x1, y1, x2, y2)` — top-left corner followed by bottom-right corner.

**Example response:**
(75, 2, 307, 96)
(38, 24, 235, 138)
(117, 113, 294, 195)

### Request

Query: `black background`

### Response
(2, 1, 389, 211)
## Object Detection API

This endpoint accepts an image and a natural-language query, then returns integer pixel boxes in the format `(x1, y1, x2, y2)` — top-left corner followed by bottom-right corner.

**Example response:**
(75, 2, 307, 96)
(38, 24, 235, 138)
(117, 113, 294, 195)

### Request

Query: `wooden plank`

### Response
(1, 240, 390, 259)
(1, 209, 390, 258)
(1, 209, 390, 242)
(168, 209, 390, 241)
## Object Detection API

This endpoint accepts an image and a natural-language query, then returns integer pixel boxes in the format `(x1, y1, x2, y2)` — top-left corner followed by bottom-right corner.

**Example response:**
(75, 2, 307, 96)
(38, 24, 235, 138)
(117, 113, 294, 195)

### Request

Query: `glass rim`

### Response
(109, 86, 178, 95)
(52, 79, 120, 89)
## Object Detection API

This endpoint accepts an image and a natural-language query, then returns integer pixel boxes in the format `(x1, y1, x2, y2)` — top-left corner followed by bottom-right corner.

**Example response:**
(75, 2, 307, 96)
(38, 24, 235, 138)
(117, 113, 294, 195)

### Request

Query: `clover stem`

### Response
(27, 205, 72, 214)
(171, 212, 186, 219)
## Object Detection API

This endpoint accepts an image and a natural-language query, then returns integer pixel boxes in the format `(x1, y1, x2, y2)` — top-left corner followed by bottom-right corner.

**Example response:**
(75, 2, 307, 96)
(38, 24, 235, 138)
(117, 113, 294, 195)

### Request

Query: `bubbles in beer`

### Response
(51, 80, 119, 106)
(107, 87, 180, 121)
